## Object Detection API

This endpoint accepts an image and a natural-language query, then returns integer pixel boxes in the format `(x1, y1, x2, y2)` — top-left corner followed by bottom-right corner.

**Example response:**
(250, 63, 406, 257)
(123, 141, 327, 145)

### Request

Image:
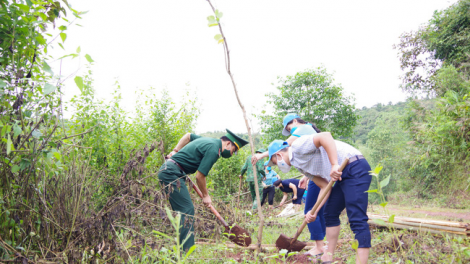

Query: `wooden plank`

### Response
(368, 213, 469, 229)
(368, 221, 469, 237)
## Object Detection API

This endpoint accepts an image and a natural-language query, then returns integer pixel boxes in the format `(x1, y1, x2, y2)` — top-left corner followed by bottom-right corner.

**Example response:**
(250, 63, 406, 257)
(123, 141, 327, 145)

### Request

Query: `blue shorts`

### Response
(292, 188, 305, 204)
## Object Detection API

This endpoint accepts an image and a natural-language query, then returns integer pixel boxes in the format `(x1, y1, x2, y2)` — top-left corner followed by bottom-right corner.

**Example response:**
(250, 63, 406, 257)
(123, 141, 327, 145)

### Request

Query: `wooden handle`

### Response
(291, 158, 349, 242)
(187, 176, 229, 227)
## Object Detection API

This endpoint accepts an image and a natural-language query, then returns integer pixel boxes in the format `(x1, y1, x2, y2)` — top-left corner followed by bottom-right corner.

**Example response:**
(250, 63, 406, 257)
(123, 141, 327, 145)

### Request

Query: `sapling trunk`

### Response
(205, 0, 265, 251)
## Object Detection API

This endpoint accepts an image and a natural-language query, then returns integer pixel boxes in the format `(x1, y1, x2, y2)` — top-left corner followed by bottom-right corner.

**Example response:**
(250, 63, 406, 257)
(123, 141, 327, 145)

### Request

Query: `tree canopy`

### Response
(257, 67, 358, 143)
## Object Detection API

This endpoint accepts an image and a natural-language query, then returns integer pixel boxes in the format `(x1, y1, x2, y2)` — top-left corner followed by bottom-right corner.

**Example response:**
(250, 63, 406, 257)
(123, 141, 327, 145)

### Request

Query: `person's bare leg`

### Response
(306, 240, 324, 255)
(356, 248, 369, 264)
(321, 226, 340, 262)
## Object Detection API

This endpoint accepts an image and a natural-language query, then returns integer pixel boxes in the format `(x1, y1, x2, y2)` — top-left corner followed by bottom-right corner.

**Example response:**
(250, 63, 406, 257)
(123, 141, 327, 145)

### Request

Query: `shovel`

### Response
(187, 177, 252, 247)
(275, 158, 349, 252)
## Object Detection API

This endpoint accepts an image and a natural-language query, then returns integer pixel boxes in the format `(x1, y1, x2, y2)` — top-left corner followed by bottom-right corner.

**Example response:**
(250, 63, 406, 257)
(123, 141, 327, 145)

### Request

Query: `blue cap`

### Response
(264, 161, 271, 171)
(267, 140, 289, 166)
(282, 113, 300, 136)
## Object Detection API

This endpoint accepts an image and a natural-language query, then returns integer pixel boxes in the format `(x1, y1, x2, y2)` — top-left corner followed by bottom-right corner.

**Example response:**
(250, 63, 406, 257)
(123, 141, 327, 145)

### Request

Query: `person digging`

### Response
(158, 129, 248, 252)
(273, 178, 306, 212)
(239, 148, 266, 210)
(267, 132, 372, 264)
(260, 161, 280, 212)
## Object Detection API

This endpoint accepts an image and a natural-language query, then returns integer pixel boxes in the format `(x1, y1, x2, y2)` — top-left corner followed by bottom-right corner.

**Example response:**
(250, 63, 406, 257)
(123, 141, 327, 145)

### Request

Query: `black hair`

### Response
(220, 136, 238, 150)
(273, 179, 282, 187)
(278, 148, 288, 153)
(220, 136, 233, 142)
(287, 118, 321, 133)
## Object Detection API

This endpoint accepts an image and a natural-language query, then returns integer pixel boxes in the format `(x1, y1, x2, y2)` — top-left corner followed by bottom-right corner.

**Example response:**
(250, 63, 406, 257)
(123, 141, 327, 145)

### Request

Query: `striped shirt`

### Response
(289, 134, 362, 181)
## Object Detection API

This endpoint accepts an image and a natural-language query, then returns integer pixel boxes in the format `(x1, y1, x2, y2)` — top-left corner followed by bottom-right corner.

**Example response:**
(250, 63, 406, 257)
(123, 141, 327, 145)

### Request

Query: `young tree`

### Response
(258, 67, 358, 143)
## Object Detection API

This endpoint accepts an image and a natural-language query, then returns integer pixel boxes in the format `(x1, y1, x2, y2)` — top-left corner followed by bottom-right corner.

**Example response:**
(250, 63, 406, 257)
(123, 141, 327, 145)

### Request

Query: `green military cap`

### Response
(225, 129, 249, 150)
(256, 148, 266, 153)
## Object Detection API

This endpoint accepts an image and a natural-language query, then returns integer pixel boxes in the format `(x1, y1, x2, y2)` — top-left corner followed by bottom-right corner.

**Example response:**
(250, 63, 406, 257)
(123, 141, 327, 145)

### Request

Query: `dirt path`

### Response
(371, 204, 470, 222)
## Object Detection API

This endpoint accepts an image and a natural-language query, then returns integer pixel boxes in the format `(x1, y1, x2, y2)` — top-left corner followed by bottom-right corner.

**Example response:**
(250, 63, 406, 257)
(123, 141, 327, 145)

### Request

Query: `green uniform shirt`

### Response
(171, 134, 221, 176)
(240, 155, 265, 182)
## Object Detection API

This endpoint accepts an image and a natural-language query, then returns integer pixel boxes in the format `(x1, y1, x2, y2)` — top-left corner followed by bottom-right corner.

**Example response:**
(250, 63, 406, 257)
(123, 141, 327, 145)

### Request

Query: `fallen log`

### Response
(368, 213, 470, 237)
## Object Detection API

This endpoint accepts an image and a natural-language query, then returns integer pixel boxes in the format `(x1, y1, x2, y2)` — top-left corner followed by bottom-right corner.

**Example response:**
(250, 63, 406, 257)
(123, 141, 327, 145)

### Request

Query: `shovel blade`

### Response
(275, 234, 307, 252)
(224, 224, 251, 247)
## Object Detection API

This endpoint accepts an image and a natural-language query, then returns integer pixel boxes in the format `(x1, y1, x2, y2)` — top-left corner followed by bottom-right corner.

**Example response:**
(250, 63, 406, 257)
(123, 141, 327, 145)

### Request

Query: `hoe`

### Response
(275, 158, 349, 252)
(188, 177, 252, 247)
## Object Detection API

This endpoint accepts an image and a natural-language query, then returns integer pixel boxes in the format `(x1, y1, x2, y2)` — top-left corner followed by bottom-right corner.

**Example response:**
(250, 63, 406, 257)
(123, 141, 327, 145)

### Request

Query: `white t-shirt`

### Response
(290, 134, 362, 181)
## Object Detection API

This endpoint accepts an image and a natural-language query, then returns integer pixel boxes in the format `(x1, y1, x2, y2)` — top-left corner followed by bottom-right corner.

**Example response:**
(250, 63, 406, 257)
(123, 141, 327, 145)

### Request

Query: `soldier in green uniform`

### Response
(239, 148, 266, 210)
(158, 129, 248, 251)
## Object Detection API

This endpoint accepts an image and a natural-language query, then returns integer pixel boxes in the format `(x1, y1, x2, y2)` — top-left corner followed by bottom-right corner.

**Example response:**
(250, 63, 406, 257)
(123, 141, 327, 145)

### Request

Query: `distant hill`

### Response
(350, 101, 408, 144)
(350, 99, 436, 145)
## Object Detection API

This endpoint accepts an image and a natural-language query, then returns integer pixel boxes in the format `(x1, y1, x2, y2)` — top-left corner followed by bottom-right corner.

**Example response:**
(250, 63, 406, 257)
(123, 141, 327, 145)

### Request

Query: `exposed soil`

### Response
(384, 206, 470, 221)
(399, 208, 470, 221)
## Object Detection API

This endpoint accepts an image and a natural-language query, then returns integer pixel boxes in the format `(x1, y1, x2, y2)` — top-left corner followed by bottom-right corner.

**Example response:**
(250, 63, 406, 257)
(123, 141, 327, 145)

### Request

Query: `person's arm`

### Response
(290, 183, 298, 200)
(195, 171, 212, 208)
(304, 176, 330, 223)
(298, 175, 309, 189)
(167, 133, 192, 158)
(251, 151, 268, 165)
(280, 192, 288, 206)
(239, 159, 248, 178)
(251, 136, 300, 165)
(286, 135, 299, 145)
(313, 132, 342, 181)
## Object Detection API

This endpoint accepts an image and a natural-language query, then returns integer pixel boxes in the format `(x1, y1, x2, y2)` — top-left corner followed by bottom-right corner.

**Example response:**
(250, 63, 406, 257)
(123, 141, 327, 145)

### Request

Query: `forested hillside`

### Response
(351, 101, 410, 145)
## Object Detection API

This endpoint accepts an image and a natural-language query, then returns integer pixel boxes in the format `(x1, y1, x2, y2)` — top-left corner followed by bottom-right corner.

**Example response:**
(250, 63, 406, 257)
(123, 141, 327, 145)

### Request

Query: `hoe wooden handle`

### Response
(291, 158, 350, 242)
(187, 176, 229, 228)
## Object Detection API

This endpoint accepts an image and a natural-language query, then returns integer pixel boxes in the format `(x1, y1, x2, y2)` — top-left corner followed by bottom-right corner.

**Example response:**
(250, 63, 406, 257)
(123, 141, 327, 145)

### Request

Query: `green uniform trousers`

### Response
(158, 161, 194, 251)
(248, 181, 263, 203)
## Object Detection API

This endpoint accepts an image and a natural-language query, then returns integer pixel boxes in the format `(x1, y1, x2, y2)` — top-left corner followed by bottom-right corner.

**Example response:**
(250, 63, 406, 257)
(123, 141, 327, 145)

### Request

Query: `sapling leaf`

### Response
(0, 80, 6, 88)
(214, 34, 223, 43)
(365, 189, 378, 193)
(43, 61, 54, 75)
(60, 32, 67, 43)
(74, 76, 84, 92)
(85, 54, 94, 63)
(15, 4, 30, 13)
(379, 202, 388, 207)
(36, 35, 46, 45)
(76, 46, 81, 53)
(13, 124, 22, 137)
(215, 9, 223, 18)
(351, 240, 359, 250)
(184, 245, 196, 261)
(207, 15, 218, 27)
(389, 214, 395, 224)
(43, 83, 56, 95)
(11, 165, 20, 173)
(372, 164, 383, 175)
(32, 129, 42, 139)
(380, 175, 391, 188)
(152, 230, 171, 239)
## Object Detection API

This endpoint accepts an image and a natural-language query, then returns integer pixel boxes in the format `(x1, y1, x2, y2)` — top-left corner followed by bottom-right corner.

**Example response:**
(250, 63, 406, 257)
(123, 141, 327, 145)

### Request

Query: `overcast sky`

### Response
(51, 0, 457, 133)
